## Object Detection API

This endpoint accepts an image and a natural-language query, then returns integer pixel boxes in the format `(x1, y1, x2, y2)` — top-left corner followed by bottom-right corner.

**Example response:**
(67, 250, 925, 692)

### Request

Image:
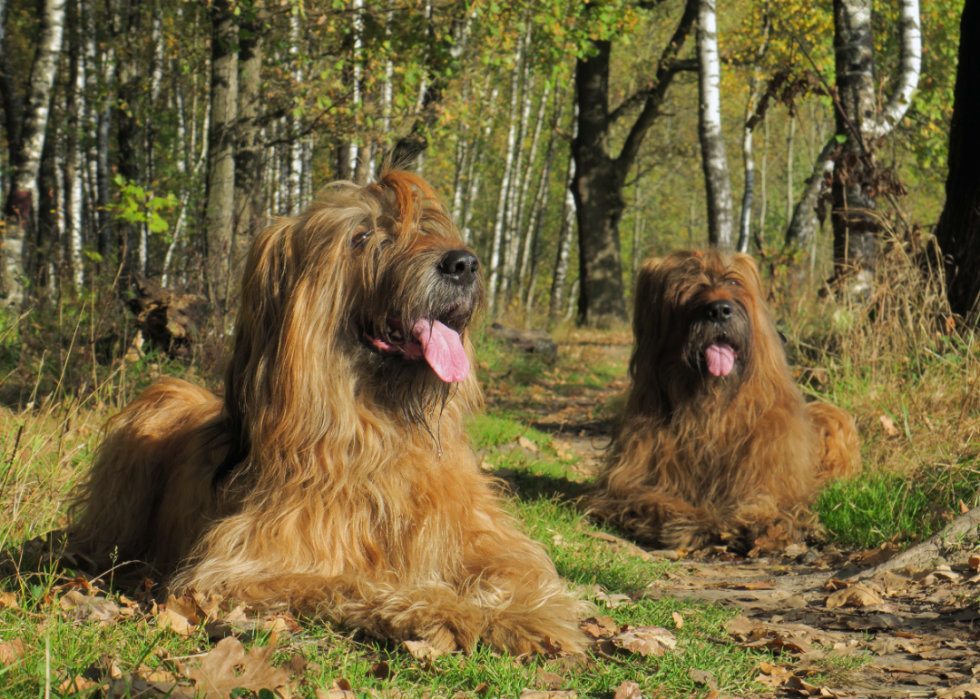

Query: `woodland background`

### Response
(5, 2, 980, 697)
(0, 0, 969, 332)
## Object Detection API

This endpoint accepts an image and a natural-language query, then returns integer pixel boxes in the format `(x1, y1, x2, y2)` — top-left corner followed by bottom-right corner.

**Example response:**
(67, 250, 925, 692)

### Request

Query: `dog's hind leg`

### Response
(66, 379, 224, 575)
(806, 401, 860, 479)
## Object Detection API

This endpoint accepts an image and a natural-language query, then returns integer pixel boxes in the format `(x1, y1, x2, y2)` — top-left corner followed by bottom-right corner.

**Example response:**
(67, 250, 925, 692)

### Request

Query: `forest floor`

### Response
(2, 322, 980, 698)
(477, 328, 980, 699)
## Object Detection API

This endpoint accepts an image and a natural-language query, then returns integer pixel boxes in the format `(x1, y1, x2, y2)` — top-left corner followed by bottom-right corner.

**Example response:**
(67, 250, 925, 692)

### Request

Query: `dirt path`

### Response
(485, 332, 980, 699)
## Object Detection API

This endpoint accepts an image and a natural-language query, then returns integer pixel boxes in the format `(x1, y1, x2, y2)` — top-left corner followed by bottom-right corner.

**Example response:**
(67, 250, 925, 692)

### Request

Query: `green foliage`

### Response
(107, 176, 179, 236)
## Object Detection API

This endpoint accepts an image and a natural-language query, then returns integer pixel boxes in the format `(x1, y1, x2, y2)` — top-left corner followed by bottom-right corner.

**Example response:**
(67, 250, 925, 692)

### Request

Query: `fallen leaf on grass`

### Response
(59, 676, 103, 694)
(613, 680, 643, 699)
(520, 691, 577, 699)
(403, 639, 444, 661)
(937, 684, 980, 699)
(320, 678, 357, 698)
(158, 594, 205, 635)
(104, 676, 196, 698)
(968, 555, 979, 571)
(726, 617, 814, 654)
(0, 591, 18, 609)
(825, 582, 883, 609)
(609, 626, 676, 657)
(580, 615, 620, 639)
(0, 639, 25, 666)
(187, 636, 290, 699)
(518, 436, 539, 452)
(689, 669, 717, 690)
(755, 661, 794, 688)
(880, 414, 900, 437)
(784, 675, 844, 697)
(592, 588, 633, 609)
(59, 590, 122, 624)
(534, 670, 566, 690)
(671, 612, 683, 629)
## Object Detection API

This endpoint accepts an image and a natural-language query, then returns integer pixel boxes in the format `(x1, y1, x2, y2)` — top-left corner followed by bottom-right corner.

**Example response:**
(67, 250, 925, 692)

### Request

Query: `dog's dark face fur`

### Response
(629, 251, 784, 412)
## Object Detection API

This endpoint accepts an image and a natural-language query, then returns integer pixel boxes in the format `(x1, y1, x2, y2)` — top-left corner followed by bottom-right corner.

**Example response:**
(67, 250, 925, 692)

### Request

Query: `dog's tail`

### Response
(806, 401, 860, 480)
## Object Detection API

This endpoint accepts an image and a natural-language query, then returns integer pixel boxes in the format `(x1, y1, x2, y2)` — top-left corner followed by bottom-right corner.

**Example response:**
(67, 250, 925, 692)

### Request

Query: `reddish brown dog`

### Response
(68, 170, 588, 655)
(587, 250, 858, 550)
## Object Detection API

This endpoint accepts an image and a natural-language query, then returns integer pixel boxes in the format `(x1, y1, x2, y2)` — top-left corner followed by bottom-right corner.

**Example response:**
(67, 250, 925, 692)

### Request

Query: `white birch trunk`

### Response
(548, 155, 576, 323)
(68, 26, 85, 288)
(868, 0, 921, 139)
(696, 0, 734, 248)
(3, 0, 65, 305)
(487, 40, 523, 317)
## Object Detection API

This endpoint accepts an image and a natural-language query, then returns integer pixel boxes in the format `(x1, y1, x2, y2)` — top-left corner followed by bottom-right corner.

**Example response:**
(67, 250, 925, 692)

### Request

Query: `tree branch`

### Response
(615, 0, 698, 171)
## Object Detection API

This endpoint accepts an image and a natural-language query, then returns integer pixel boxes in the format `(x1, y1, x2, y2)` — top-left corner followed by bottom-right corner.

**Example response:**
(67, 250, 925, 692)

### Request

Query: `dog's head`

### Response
(225, 170, 483, 455)
(630, 250, 785, 408)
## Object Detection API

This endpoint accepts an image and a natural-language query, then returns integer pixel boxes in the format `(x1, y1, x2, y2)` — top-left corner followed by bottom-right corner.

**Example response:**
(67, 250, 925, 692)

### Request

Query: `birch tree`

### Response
(785, 0, 921, 285)
(2, 0, 65, 306)
(696, 0, 734, 248)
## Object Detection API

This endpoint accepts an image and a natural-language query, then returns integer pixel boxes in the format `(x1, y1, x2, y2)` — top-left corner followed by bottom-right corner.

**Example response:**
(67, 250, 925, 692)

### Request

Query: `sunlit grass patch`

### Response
(817, 459, 980, 549)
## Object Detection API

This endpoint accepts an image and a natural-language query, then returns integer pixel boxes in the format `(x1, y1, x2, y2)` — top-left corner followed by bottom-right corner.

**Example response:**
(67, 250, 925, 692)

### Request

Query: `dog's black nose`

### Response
(438, 250, 479, 286)
(704, 300, 734, 322)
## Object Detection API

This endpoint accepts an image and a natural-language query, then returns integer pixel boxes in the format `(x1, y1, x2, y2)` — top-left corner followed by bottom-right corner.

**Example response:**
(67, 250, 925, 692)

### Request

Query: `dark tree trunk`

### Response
(571, 42, 630, 327)
(571, 0, 697, 327)
(934, 0, 980, 319)
(116, 0, 142, 273)
(232, 0, 266, 285)
(204, 0, 238, 311)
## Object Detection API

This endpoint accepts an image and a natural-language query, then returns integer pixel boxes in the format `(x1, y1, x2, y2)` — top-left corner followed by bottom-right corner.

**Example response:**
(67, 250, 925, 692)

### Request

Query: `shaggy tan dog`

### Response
(68, 170, 588, 655)
(586, 250, 858, 550)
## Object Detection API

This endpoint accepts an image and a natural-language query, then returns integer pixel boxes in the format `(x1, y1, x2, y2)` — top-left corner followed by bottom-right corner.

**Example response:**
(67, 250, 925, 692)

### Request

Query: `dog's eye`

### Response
(727, 279, 741, 288)
(352, 230, 372, 247)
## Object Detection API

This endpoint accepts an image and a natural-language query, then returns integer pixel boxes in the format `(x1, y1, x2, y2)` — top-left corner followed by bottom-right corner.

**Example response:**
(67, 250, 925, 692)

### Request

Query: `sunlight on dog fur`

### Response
(67, 170, 589, 655)
(586, 250, 859, 551)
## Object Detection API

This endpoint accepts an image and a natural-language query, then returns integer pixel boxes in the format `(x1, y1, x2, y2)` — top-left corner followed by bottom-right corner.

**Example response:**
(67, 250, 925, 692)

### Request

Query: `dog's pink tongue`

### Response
(412, 319, 470, 383)
(705, 343, 736, 377)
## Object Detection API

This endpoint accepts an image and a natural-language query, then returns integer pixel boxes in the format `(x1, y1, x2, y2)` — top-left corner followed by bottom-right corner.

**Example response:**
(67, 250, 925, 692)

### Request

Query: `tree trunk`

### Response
(736, 75, 759, 254)
(204, 0, 238, 310)
(96, 44, 114, 262)
(487, 37, 522, 317)
(830, 0, 878, 293)
(934, 0, 980, 319)
(789, 0, 920, 286)
(572, 0, 697, 327)
(549, 152, 576, 325)
(696, 0, 734, 249)
(785, 138, 836, 250)
(520, 91, 562, 314)
(2, 0, 65, 306)
(232, 0, 265, 284)
(116, 0, 142, 274)
(66, 0, 84, 288)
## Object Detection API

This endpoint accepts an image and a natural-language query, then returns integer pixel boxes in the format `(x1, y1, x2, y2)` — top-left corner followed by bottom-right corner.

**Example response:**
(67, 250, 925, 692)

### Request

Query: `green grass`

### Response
(817, 460, 980, 549)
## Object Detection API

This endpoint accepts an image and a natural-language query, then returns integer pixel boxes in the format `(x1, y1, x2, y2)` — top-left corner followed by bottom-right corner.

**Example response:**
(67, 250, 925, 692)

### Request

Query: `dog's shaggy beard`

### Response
(678, 304, 754, 405)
